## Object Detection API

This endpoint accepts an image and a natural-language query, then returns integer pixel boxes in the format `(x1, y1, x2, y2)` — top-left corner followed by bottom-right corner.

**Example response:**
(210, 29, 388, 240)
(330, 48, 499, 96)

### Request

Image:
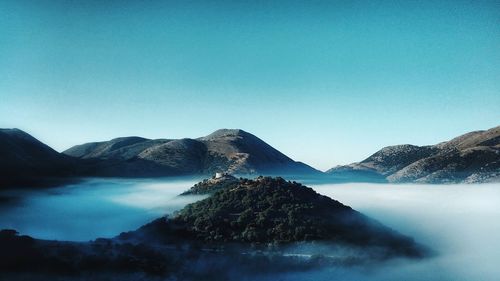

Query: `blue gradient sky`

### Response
(1, 0, 499, 170)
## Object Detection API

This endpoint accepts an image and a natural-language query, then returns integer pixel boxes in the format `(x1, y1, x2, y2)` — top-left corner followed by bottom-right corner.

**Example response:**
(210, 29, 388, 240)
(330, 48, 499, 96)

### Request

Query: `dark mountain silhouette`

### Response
(327, 125, 500, 183)
(0, 129, 76, 188)
(64, 129, 320, 177)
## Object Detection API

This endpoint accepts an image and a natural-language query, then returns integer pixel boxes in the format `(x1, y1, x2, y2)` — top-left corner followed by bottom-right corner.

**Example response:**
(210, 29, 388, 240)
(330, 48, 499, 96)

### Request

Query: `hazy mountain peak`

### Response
(199, 128, 252, 140)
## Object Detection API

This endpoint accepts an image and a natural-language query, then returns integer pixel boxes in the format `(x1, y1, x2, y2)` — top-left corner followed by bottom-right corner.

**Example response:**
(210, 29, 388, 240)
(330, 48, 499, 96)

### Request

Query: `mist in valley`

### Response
(277, 182, 500, 281)
(0, 178, 498, 280)
(0, 178, 201, 241)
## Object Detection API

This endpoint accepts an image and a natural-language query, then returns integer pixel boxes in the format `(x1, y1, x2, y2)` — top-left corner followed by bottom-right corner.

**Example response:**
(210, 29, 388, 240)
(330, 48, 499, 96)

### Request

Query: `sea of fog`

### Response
(0, 178, 203, 241)
(286, 183, 500, 281)
(0, 178, 499, 280)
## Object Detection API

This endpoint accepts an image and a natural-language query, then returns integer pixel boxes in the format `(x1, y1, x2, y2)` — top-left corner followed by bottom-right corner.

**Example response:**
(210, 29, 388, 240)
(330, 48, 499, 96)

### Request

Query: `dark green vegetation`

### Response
(327, 125, 500, 183)
(0, 176, 427, 280)
(0, 229, 369, 281)
(130, 177, 424, 258)
(180, 174, 239, 195)
(0, 229, 174, 276)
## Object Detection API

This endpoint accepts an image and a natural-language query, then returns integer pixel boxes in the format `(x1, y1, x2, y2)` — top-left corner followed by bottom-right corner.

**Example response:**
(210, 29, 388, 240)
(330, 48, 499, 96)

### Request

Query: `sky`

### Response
(1, 0, 499, 170)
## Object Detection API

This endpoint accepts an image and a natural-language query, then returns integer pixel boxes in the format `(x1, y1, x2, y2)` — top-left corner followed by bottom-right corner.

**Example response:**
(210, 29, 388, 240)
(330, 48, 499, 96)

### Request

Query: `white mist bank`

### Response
(276, 183, 500, 281)
(0, 179, 498, 280)
(0, 178, 200, 241)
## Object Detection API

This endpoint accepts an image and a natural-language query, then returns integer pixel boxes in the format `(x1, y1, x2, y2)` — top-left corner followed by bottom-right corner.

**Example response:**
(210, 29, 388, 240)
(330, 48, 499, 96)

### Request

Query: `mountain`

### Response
(0, 129, 76, 188)
(327, 125, 500, 183)
(64, 129, 319, 177)
(123, 176, 424, 258)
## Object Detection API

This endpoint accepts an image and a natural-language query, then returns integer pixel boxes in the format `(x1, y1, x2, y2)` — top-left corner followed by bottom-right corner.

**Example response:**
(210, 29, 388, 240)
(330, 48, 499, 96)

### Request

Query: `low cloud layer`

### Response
(1, 179, 498, 280)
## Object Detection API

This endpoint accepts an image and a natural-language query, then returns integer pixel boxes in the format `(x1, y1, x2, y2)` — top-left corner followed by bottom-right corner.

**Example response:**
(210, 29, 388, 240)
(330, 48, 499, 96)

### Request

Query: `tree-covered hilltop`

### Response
(133, 177, 424, 258)
(180, 174, 239, 195)
(176, 177, 354, 243)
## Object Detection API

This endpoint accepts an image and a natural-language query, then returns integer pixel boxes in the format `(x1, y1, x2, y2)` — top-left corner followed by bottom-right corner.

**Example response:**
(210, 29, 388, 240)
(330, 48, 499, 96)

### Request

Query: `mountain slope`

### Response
(62, 136, 154, 159)
(64, 129, 319, 177)
(327, 126, 500, 183)
(0, 129, 76, 188)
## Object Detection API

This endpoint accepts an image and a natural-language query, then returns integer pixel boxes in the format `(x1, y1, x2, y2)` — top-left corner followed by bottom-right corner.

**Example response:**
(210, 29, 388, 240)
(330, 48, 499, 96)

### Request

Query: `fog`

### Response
(0, 178, 202, 241)
(261, 182, 500, 281)
(0, 179, 499, 280)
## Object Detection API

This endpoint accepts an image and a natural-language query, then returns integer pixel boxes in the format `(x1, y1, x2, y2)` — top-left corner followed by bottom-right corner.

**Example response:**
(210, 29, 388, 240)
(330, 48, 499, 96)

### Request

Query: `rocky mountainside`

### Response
(327, 125, 500, 183)
(64, 129, 319, 177)
(125, 176, 424, 258)
(0, 129, 76, 188)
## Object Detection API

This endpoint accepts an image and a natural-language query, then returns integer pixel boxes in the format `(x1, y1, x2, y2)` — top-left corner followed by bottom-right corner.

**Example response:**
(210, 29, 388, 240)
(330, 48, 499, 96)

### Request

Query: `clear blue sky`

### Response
(1, 0, 499, 170)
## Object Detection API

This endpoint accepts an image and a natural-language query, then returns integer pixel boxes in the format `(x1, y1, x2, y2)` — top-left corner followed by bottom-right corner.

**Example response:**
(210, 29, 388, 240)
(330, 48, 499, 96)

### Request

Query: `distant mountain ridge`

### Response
(2, 126, 499, 188)
(327, 125, 500, 183)
(63, 129, 319, 177)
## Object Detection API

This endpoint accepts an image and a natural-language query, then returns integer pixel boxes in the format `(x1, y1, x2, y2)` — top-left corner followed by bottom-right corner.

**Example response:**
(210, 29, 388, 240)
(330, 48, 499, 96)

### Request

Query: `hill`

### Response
(64, 129, 319, 177)
(327, 125, 500, 183)
(0, 129, 76, 188)
(125, 177, 424, 258)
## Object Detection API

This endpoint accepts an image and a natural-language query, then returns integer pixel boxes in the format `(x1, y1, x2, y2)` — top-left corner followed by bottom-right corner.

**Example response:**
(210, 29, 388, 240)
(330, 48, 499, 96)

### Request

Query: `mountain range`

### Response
(1, 126, 499, 188)
(327, 125, 500, 183)
(0, 128, 318, 188)
(63, 129, 319, 177)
